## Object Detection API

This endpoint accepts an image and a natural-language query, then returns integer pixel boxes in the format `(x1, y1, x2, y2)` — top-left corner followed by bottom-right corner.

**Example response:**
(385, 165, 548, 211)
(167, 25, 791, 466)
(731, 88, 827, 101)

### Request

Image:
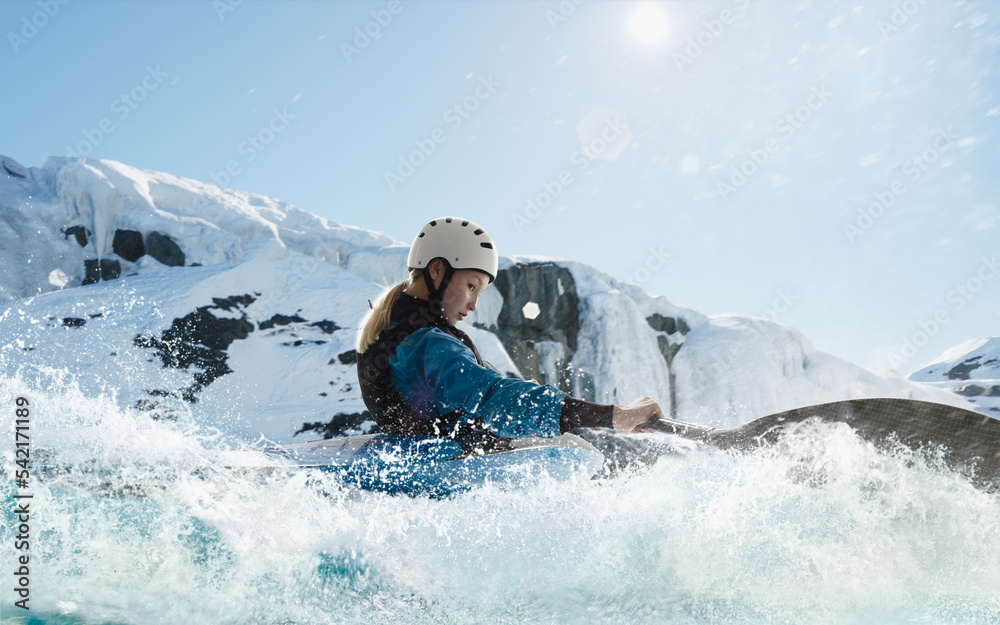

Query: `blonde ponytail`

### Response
(356, 270, 421, 353)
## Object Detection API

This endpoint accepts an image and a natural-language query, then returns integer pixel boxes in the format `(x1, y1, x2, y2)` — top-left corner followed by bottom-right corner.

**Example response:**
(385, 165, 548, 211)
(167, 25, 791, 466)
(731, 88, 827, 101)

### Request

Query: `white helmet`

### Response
(407, 217, 498, 282)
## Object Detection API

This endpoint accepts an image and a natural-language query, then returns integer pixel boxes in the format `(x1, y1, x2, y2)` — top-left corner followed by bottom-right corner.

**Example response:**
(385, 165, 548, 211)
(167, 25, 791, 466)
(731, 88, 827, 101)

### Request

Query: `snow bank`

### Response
(0, 254, 381, 444)
(672, 315, 975, 427)
(910, 337, 1000, 416)
(0, 153, 395, 302)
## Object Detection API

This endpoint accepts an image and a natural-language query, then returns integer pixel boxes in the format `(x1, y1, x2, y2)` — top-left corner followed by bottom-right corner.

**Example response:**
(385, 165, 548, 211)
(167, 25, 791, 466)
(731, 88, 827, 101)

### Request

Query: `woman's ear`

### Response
(427, 258, 444, 282)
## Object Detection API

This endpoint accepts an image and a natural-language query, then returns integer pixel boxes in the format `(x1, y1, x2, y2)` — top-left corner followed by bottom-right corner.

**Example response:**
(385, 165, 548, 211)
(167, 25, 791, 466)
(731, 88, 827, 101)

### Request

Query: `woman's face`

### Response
(438, 268, 490, 326)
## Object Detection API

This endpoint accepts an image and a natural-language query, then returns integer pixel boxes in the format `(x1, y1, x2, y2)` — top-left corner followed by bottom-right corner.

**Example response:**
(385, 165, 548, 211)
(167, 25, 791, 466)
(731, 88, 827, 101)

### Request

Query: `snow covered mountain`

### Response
(0, 153, 982, 444)
(0, 153, 395, 301)
(909, 337, 1000, 417)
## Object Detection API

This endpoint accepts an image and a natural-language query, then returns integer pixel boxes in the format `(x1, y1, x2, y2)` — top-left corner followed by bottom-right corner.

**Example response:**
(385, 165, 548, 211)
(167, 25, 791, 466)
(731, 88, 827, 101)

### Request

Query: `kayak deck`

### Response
(258, 432, 607, 497)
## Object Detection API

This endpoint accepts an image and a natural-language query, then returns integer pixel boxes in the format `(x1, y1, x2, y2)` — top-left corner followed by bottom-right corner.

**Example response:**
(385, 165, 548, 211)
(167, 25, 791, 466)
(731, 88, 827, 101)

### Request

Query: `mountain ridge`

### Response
(0, 153, 988, 444)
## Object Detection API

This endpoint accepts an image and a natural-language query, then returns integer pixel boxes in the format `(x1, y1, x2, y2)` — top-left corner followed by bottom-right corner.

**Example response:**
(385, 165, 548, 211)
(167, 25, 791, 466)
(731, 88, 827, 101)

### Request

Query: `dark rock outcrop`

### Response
(100, 259, 121, 281)
(646, 313, 690, 337)
(259, 315, 341, 349)
(259, 313, 307, 330)
(112, 229, 145, 262)
(646, 313, 689, 370)
(64, 225, 89, 248)
(132, 294, 346, 405)
(83, 259, 100, 285)
(82, 258, 123, 284)
(133, 294, 258, 402)
(336, 350, 358, 365)
(310, 320, 340, 334)
(655, 335, 681, 368)
(211, 294, 256, 310)
(955, 383, 1000, 397)
(942, 355, 1000, 381)
(295, 411, 373, 438)
(147, 231, 185, 267)
(489, 262, 581, 392)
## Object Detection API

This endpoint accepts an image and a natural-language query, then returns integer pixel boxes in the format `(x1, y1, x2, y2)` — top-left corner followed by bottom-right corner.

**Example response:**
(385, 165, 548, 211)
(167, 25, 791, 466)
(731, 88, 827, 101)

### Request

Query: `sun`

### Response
(631, 3, 669, 44)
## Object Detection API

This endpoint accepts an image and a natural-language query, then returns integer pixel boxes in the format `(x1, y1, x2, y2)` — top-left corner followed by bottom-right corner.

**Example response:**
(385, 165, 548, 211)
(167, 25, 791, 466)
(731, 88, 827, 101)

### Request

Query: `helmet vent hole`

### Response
(418, 232, 425, 237)
(429, 220, 437, 226)
(461, 220, 469, 227)
(480, 242, 493, 249)
(474, 228, 484, 235)
(446, 217, 453, 223)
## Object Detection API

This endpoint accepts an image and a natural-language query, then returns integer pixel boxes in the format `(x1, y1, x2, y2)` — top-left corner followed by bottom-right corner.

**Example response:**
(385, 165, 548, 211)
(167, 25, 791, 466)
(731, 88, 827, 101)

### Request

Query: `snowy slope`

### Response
(0, 252, 520, 444)
(0, 254, 371, 443)
(0, 153, 394, 301)
(910, 337, 1000, 416)
(671, 315, 972, 427)
(0, 153, 987, 446)
(0, 155, 83, 301)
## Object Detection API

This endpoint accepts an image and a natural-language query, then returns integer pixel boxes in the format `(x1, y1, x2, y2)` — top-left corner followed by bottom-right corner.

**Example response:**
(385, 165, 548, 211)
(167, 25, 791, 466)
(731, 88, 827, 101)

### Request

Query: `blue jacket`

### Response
(390, 326, 567, 438)
(357, 293, 612, 438)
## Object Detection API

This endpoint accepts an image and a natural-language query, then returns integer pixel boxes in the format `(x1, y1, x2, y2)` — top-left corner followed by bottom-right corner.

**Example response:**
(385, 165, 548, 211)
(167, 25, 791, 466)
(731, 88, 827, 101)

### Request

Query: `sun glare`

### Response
(631, 3, 669, 44)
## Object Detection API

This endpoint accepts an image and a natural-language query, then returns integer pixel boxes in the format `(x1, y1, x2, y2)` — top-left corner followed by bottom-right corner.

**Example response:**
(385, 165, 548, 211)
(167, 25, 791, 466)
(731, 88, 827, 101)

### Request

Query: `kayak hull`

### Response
(264, 433, 607, 497)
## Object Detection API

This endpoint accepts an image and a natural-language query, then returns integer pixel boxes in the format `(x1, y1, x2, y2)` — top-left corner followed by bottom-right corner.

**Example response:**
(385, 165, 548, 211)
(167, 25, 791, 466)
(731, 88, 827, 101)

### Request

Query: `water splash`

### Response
(2, 376, 999, 625)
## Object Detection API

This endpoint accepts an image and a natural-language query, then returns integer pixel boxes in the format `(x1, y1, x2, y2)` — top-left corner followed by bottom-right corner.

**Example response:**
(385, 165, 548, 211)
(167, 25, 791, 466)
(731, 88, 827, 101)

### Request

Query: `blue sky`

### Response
(3, 0, 999, 373)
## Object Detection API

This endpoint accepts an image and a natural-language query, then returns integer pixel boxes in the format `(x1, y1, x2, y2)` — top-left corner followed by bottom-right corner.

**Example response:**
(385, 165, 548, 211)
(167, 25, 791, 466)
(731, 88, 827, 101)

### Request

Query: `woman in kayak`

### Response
(356, 216, 662, 444)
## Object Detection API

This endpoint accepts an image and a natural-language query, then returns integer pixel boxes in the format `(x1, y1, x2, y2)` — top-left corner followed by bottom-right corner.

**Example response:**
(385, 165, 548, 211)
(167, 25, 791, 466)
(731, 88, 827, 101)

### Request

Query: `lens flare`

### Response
(632, 3, 669, 44)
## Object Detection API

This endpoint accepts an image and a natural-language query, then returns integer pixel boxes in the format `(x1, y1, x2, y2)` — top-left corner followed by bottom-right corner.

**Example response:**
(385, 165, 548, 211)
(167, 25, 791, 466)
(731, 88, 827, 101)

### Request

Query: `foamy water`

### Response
(3, 375, 999, 625)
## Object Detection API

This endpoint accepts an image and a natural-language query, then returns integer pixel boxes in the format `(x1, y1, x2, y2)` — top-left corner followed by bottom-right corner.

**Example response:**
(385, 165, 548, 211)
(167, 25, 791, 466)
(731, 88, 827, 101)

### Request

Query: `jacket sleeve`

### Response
(390, 328, 568, 438)
(560, 396, 614, 431)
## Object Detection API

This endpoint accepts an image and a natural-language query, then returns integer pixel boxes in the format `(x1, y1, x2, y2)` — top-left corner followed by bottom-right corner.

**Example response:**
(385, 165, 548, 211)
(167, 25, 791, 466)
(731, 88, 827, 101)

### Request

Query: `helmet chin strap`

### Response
(422, 260, 455, 313)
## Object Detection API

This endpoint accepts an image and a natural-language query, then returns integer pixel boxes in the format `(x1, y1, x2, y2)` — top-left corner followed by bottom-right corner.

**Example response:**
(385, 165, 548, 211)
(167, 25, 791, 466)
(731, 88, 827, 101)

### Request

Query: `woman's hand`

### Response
(612, 396, 664, 433)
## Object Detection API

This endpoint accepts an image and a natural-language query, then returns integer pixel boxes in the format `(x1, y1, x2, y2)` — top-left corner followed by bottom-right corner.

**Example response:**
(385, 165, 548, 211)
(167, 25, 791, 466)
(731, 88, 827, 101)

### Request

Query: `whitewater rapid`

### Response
(2, 374, 999, 625)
